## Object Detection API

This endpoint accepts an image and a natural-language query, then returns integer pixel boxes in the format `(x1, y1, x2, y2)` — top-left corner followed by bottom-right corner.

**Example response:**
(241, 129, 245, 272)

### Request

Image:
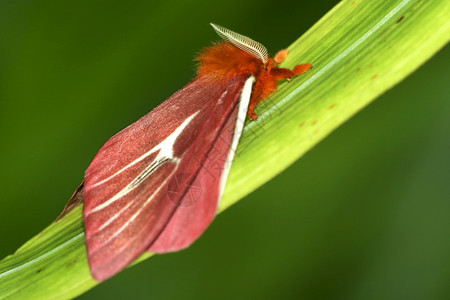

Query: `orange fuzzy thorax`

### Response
(196, 42, 264, 80)
(196, 42, 311, 120)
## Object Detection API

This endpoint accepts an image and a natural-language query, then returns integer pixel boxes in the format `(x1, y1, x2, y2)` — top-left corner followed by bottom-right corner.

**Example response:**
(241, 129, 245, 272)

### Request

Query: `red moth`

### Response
(82, 23, 311, 281)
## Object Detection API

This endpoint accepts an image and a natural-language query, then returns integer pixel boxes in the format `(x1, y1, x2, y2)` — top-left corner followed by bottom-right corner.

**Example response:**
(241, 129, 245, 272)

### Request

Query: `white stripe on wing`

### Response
(86, 111, 199, 216)
(218, 76, 254, 199)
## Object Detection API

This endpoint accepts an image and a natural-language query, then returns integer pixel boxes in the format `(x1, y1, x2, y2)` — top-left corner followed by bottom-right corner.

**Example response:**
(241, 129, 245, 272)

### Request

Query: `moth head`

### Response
(210, 23, 269, 64)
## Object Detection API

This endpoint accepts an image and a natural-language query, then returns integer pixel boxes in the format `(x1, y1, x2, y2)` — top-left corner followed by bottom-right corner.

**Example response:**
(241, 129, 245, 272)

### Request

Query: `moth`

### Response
(76, 23, 311, 281)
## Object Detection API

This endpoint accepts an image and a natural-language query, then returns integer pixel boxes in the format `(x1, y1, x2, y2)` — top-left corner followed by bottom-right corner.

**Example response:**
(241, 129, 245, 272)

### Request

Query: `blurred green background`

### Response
(0, 0, 449, 299)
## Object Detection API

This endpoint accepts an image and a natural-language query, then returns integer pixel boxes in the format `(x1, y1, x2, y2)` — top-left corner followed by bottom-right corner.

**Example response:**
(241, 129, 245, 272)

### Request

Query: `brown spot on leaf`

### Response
(66, 258, 79, 268)
(371, 74, 378, 80)
(312, 120, 317, 126)
(355, 67, 361, 72)
(298, 121, 305, 127)
(396, 16, 405, 23)
(328, 104, 336, 110)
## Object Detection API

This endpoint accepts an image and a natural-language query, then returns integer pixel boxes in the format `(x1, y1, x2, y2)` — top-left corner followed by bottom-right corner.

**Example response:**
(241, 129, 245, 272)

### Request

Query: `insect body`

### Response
(81, 23, 311, 281)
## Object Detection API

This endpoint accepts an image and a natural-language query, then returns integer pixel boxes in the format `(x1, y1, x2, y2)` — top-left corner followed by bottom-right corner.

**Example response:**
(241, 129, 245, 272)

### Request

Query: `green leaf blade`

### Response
(222, 0, 450, 210)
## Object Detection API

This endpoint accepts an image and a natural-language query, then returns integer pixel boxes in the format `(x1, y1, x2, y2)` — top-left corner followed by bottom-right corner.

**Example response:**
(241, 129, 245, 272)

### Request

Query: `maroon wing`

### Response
(83, 74, 249, 281)
(148, 89, 242, 252)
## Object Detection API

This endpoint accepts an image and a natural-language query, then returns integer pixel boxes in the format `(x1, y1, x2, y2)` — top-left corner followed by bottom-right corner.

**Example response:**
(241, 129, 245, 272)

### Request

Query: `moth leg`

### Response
(247, 102, 258, 121)
(293, 63, 313, 76)
(274, 49, 289, 65)
(271, 63, 312, 81)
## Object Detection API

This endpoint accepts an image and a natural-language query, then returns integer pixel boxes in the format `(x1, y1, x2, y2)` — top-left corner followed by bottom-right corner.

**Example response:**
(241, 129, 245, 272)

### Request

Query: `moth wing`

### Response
(83, 74, 251, 281)
(149, 76, 254, 252)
